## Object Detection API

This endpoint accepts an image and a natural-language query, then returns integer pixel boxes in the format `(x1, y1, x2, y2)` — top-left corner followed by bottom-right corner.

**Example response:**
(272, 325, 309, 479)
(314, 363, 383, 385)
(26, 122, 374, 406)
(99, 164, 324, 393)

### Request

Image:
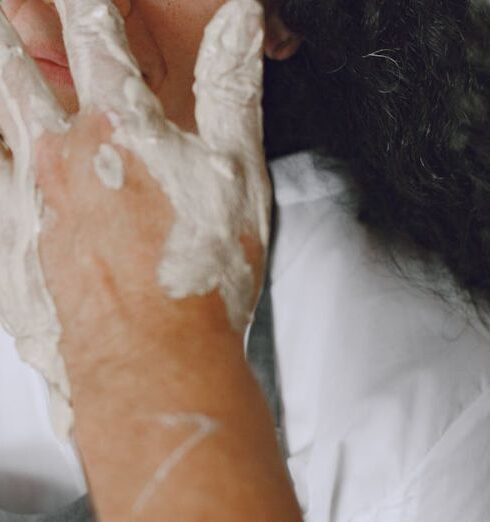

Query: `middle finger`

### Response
(53, 0, 160, 121)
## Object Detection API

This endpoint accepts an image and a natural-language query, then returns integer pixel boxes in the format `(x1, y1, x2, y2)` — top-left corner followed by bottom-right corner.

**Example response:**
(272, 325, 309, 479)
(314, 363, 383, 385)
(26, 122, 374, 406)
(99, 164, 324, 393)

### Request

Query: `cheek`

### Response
(136, 0, 228, 131)
(150, 1, 228, 49)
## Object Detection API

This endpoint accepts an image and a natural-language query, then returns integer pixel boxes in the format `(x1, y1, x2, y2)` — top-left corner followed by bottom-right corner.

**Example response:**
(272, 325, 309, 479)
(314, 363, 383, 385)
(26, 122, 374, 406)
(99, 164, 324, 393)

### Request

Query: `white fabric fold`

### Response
(269, 151, 490, 522)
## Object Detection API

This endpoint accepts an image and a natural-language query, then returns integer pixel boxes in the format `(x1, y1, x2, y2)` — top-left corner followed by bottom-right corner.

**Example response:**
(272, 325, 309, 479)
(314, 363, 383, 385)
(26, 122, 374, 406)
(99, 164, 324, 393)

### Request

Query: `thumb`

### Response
(193, 0, 265, 167)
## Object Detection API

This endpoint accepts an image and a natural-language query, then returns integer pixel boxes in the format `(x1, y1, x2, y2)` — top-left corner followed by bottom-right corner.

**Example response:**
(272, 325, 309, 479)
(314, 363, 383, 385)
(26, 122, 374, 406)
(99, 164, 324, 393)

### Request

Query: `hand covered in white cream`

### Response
(0, 0, 269, 438)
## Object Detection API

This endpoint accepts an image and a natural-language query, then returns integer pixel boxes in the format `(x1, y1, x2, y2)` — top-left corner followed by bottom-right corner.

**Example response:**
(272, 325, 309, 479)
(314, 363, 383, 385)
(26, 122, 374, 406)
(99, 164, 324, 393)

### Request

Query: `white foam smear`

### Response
(94, 143, 125, 189)
(132, 413, 219, 515)
(0, 0, 269, 438)
(0, 15, 72, 438)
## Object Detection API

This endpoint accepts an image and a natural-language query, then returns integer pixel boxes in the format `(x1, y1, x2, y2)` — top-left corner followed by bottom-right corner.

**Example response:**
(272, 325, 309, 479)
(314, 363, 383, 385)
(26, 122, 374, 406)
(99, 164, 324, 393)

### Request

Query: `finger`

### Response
(0, 10, 67, 156)
(54, 0, 159, 120)
(194, 0, 270, 248)
(194, 0, 265, 164)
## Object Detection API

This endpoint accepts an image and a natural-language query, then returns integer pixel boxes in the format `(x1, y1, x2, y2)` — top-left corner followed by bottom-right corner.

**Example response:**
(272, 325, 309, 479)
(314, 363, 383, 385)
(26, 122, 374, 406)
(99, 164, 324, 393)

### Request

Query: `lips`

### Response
(28, 43, 69, 67)
(34, 57, 74, 88)
(27, 45, 74, 87)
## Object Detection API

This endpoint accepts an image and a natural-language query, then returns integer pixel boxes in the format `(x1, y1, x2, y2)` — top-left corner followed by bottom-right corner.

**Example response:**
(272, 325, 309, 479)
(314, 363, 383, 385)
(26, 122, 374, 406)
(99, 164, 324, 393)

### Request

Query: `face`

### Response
(2, 1, 300, 132)
(2, 0, 230, 131)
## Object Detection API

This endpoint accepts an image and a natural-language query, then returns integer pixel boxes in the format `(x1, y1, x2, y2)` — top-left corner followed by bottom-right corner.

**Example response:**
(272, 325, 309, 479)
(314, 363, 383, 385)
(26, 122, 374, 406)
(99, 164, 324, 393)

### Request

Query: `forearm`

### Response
(63, 294, 302, 521)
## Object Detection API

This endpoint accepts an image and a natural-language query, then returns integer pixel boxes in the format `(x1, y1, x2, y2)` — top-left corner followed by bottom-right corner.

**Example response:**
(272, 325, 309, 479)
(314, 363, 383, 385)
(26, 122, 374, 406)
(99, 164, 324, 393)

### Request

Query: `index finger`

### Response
(0, 10, 67, 157)
(54, 0, 163, 121)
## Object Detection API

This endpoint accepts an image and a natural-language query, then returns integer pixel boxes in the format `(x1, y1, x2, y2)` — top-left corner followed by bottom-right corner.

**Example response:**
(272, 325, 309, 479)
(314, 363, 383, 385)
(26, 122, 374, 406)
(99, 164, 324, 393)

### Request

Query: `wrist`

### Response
(60, 287, 242, 388)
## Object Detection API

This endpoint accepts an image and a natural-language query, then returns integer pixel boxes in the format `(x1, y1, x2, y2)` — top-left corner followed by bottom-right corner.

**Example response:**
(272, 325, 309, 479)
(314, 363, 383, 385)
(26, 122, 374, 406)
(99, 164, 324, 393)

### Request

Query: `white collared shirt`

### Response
(269, 151, 490, 521)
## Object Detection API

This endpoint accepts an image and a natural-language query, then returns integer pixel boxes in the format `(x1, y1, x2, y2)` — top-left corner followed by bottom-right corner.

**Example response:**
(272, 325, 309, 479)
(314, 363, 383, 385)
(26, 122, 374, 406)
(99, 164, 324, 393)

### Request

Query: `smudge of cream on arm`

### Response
(132, 413, 220, 515)
(94, 143, 125, 190)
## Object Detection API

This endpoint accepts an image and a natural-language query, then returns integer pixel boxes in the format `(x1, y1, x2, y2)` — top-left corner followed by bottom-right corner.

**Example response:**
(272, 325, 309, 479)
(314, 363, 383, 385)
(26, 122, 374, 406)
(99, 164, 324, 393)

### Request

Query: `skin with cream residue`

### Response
(58, 0, 268, 331)
(132, 413, 220, 515)
(0, 0, 269, 438)
(0, 16, 72, 437)
(94, 143, 125, 190)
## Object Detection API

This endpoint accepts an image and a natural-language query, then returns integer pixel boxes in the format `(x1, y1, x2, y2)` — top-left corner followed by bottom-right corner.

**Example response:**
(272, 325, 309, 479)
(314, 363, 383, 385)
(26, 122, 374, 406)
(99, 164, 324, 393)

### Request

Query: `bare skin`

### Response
(0, 0, 303, 520)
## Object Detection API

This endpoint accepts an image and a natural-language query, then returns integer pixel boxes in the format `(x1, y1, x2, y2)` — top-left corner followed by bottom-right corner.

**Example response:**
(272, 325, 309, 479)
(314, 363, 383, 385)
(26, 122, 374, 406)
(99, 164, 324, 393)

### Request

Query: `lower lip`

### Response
(34, 58, 74, 88)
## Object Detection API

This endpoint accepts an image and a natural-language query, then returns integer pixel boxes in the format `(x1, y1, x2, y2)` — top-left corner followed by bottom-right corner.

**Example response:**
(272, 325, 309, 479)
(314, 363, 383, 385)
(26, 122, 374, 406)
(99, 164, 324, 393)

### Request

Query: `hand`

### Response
(0, 0, 269, 434)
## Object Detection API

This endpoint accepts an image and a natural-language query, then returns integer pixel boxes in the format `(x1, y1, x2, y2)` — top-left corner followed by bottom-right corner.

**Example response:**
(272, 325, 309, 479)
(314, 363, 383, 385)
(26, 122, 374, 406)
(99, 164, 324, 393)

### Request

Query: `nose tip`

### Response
(42, 0, 132, 18)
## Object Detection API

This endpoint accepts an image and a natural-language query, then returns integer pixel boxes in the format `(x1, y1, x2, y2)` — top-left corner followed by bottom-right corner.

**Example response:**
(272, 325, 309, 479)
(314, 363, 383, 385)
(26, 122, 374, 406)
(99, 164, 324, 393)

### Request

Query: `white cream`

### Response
(132, 413, 219, 515)
(56, 0, 269, 331)
(0, 12, 73, 438)
(94, 143, 125, 189)
(54, 0, 142, 112)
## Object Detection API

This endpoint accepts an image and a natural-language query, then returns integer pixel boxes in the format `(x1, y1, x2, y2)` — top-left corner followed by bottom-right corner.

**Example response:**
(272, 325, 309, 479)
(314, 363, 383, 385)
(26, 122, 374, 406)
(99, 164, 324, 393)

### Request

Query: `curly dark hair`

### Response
(264, 0, 490, 310)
